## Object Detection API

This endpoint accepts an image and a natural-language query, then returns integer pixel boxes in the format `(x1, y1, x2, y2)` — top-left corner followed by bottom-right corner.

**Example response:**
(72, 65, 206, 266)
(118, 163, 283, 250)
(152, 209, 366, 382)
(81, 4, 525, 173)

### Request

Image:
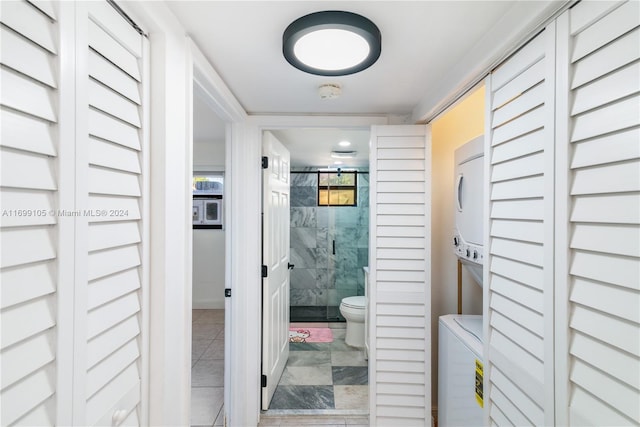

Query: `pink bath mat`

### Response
(289, 327, 333, 343)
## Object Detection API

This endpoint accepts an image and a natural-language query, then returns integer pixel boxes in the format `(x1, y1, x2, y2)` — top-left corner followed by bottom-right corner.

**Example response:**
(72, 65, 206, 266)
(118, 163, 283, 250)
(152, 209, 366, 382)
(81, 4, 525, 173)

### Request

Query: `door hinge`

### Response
(261, 374, 267, 387)
(224, 288, 231, 297)
(262, 156, 269, 169)
(261, 265, 268, 278)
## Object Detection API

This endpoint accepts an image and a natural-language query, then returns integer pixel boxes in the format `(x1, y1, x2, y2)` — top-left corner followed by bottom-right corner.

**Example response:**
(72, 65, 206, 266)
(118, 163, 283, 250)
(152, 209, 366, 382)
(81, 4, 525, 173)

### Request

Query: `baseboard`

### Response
(192, 298, 224, 309)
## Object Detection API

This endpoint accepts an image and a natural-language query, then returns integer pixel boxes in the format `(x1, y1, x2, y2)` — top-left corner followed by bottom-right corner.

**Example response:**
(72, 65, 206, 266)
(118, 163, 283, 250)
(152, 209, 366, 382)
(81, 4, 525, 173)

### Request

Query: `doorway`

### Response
(260, 127, 371, 415)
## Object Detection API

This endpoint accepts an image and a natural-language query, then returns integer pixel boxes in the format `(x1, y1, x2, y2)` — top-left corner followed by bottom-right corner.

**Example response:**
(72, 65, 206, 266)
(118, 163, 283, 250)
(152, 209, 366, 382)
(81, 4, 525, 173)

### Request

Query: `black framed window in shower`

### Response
(317, 171, 357, 207)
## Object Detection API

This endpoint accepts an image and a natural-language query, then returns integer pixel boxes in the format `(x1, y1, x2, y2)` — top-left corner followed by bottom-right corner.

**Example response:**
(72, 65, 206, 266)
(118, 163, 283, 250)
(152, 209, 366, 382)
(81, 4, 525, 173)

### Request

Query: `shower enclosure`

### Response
(289, 168, 369, 322)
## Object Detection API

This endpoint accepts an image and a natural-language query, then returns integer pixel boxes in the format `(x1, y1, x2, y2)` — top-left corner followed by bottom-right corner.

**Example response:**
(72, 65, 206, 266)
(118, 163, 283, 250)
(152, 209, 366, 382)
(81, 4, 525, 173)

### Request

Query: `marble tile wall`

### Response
(290, 169, 369, 313)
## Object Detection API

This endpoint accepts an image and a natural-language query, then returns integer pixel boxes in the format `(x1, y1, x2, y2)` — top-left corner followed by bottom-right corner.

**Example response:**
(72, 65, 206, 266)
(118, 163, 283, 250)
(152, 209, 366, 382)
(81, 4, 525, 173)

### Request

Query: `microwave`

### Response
(193, 173, 223, 196)
(193, 198, 223, 228)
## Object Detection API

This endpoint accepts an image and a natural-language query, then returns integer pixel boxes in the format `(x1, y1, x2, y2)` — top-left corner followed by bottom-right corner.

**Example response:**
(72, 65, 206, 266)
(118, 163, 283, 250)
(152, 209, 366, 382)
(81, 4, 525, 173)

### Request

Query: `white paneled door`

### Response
(261, 131, 291, 409)
(0, 1, 149, 426)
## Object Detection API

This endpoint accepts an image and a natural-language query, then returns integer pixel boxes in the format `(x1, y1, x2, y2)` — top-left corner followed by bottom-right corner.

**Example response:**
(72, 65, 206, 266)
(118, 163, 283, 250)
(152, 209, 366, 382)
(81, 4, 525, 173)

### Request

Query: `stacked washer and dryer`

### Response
(438, 135, 485, 427)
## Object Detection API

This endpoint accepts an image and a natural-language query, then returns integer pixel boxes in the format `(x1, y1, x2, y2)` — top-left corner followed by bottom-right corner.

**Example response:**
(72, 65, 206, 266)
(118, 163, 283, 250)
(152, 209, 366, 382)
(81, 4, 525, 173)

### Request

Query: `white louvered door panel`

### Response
(484, 25, 556, 426)
(556, 2, 640, 425)
(369, 125, 431, 426)
(81, 3, 148, 425)
(0, 1, 59, 425)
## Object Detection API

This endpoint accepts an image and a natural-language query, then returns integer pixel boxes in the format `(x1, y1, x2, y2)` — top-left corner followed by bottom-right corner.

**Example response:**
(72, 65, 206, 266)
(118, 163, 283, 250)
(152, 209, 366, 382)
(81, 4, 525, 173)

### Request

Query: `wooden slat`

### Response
(89, 108, 141, 150)
(490, 219, 544, 244)
(377, 159, 425, 171)
(490, 256, 543, 291)
(490, 238, 543, 266)
(376, 215, 424, 226)
(89, 166, 141, 197)
(572, 28, 640, 89)
(491, 367, 544, 426)
(89, 49, 141, 104)
(492, 32, 545, 91)
(0, 189, 56, 227)
(493, 59, 545, 110)
(377, 148, 425, 160)
(0, 0, 57, 53)
(88, 195, 141, 223)
(491, 175, 544, 200)
(0, 260, 55, 309)
(377, 349, 425, 362)
(570, 277, 639, 324)
(377, 383, 424, 396)
(88, 19, 140, 81)
(571, 331, 640, 390)
(376, 291, 425, 304)
(491, 199, 544, 220)
(88, 221, 141, 252)
(570, 305, 638, 355)
(88, 268, 140, 311)
(87, 244, 141, 281)
(0, 294, 55, 349)
(376, 226, 425, 238)
(93, 385, 140, 427)
(492, 82, 545, 128)
(87, 292, 140, 340)
(89, 136, 141, 174)
(376, 170, 425, 182)
(571, 96, 640, 142)
(376, 237, 425, 249)
(571, 127, 640, 169)
(377, 270, 425, 283)
(571, 250, 639, 291)
(88, 1, 142, 57)
(490, 293, 543, 337)
(1, 331, 55, 389)
(376, 181, 424, 193)
(86, 338, 139, 398)
(570, 358, 640, 421)
(491, 129, 543, 164)
(87, 316, 140, 369)
(1, 148, 56, 190)
(572, 160, 640, 195)
(376, 248, 424, 260)
(10, 398, 55, 427)
(89, 78, 141, 128)
(0, 67, 56, 122)
(570, 386, 636, 427)
(572, 193, 640, 224)
(377, 193, 424, 204)
(376, 315, 425, 328)
(0, 227, 56, 269)
(571, 0, 640, 63)
(377, 135, 425, 148)
(0, 26, 56, 88)
(0, 365, 55, 426)
(571, 223, 639, 257)
(490, 274, 543, 313)
(491, 106, 545, 147)
(571, 62, 640, 116)
(490, 312, 544, 360)
(0, 108, 56, 156)
(490, 386, 532, 427)
(569, 0, 625, 35)
(491, 151, 544, 182)
(376, 303, 425, 317)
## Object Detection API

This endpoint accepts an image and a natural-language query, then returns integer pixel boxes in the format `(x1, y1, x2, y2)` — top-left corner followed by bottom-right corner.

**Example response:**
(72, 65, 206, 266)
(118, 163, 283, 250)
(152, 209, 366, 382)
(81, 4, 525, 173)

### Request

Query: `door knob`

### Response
(288, 263, 295, 270)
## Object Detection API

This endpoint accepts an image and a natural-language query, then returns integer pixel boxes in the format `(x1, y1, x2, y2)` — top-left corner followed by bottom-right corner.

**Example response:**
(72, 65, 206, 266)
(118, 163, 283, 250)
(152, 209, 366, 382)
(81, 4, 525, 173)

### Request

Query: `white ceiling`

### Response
(179, 1, 560, 166)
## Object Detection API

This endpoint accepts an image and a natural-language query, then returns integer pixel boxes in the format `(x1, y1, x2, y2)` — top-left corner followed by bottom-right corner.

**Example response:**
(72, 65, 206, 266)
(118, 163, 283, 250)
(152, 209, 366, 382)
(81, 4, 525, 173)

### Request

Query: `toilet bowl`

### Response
(339, 296, 366, 348)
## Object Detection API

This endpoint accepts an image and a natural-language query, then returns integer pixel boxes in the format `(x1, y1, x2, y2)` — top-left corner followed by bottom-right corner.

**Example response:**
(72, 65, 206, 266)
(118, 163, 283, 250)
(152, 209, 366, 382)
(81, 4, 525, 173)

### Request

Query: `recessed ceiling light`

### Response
(283, 11, 382, 76)
(333, 160, 343, 165)
(331, 150, 357, 159)
(338, 140, 351, 147)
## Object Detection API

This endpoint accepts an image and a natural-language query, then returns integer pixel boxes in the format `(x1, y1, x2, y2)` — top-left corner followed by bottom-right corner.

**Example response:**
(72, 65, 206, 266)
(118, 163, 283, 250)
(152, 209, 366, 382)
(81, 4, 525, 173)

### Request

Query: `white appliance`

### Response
(193, 173, 223, 196)
(438, 314, 483, 427)
(453, 135, 484, 286)
(193, 198, 223, 227)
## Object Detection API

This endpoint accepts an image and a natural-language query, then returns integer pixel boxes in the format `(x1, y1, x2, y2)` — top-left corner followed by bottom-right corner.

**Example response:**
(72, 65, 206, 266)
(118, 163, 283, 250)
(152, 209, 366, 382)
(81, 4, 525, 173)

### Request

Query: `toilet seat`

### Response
(341, 296, 365, 309)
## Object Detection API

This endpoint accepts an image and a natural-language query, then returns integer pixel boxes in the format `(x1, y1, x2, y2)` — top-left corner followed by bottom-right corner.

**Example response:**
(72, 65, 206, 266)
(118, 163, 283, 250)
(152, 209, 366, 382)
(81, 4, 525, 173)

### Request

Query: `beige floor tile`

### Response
(333, 385, 368, 410)
(193, 322, 224, 340)
(190, 386, 223, 426)
(192, 358, 225, 387)
(201, 339, 225, 359)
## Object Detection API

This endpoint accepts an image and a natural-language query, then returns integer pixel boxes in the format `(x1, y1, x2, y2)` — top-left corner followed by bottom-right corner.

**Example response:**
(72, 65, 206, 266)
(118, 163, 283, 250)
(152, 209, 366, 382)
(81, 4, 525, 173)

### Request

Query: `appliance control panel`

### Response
(453, 230, 483, 266)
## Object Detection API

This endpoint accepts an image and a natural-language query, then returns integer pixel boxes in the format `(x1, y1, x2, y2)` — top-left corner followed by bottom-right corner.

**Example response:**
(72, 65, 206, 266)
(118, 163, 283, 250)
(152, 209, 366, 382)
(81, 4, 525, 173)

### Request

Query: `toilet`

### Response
(339, 296, 366, 348)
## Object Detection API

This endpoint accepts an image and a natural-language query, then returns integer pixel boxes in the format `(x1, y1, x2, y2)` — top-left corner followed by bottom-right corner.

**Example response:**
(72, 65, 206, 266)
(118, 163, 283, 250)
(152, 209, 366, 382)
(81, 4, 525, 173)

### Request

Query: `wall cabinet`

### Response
(484, 1, 639, 425)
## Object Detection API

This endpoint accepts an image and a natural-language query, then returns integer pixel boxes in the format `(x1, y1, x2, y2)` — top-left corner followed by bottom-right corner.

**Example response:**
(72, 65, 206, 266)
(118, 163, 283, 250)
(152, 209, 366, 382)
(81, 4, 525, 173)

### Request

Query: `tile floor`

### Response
(191, 309, 225, 427)
(191, 311, 369, 426)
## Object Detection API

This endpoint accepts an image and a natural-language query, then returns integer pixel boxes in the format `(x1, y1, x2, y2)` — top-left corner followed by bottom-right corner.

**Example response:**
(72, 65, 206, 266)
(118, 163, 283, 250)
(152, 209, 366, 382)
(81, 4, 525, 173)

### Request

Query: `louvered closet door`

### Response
(81, 3, 148, 426)
(369, 125, 431, 427)
(556, 1, 640, 425)
(0, 1, 60, 425)
(484, 25, 556, 426)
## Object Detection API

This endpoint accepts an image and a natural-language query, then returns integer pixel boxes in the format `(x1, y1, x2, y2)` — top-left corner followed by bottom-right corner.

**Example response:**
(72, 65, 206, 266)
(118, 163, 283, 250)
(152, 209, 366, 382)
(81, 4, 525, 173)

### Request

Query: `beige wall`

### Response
(430, 85, 485, 408)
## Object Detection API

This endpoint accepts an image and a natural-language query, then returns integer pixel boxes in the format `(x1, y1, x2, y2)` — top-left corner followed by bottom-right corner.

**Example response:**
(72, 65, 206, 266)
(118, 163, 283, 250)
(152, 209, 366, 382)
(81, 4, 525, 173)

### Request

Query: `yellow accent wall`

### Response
(430, 85, 485, 409)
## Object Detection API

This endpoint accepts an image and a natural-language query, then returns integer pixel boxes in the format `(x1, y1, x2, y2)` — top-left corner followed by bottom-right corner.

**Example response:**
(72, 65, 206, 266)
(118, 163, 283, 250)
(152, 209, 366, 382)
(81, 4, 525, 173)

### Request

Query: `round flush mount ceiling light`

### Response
(283, 11, 382, 76)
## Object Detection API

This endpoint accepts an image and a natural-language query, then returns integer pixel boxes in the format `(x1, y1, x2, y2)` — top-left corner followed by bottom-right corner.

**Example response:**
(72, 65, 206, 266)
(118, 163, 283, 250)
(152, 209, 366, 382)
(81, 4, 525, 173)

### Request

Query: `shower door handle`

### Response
(332, 240, 336, 255)
(287, 263, 295, 270)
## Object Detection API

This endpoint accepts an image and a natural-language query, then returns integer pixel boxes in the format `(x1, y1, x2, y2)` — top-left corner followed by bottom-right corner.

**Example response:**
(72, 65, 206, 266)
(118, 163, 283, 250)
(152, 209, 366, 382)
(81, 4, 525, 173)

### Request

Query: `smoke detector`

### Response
(318, 83, 342, 100)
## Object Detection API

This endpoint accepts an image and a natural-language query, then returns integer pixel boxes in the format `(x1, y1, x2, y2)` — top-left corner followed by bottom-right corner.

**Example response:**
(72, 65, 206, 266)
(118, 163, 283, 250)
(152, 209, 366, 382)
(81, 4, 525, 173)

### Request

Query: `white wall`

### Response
(193, 139, 225, 309)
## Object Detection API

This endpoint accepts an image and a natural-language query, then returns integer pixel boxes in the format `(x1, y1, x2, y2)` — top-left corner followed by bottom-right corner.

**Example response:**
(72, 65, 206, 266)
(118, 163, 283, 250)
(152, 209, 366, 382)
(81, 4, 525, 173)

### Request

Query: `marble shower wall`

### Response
(289, 168, 369, 310)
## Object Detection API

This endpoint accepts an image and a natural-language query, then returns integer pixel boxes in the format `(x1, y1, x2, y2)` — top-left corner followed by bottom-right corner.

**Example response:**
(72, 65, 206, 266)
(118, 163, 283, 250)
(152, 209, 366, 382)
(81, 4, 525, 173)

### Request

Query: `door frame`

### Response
(251, 115, 388, 421)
